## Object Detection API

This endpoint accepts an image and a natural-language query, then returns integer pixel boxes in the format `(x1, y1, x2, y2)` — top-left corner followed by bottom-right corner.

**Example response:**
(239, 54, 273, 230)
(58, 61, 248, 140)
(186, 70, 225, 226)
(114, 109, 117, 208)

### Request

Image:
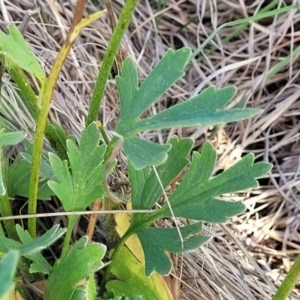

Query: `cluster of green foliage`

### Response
(0, 2, 297, 300)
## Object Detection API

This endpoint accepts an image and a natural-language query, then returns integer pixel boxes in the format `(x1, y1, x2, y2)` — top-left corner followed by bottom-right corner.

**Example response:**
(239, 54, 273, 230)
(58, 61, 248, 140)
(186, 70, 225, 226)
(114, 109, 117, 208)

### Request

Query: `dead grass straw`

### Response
(1, 0, 300, 299)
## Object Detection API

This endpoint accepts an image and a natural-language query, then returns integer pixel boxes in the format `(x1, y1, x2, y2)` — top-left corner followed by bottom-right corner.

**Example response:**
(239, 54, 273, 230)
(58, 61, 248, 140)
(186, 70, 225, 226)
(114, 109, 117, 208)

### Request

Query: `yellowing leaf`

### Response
(110, 207, 173, 300)
(3, 289, 23, 300)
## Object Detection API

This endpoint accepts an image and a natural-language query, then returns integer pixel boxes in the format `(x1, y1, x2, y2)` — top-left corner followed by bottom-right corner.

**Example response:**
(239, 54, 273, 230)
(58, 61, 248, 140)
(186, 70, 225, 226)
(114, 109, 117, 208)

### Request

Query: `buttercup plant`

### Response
(0, 1, 297, 299)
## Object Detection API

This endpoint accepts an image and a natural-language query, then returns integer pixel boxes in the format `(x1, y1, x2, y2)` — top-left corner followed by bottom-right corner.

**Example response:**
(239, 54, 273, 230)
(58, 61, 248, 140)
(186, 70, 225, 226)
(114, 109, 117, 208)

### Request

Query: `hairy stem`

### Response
(3, 57, 68, 159)
(99, 232, 130, 294)
(28, 1, 88, 238)
(273, 254, 300, 300)
(61, 217, 77, 255)
(85, 0, 138, 126)
(0, 148, 18, 240)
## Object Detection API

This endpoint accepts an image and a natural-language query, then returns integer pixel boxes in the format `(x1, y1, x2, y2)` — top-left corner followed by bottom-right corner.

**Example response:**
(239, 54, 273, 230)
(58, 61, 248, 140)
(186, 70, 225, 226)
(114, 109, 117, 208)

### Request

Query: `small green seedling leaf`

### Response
(0, 26, 46, 83)
(17, 224, 66, 256)
(124, 140, 272, 276)
(0, 131, 26, 146)
(0, 250, 19, 299)
(0, 225, 65, 274)
(16, 225, 51, 274)
(48, 122, 106, 229)
(7, 157, 54, 200)
(117, 48, 191, 127)
(123, 137, 171, 170)
(44, 237, 107, 300)
(0, 130, 27, 196)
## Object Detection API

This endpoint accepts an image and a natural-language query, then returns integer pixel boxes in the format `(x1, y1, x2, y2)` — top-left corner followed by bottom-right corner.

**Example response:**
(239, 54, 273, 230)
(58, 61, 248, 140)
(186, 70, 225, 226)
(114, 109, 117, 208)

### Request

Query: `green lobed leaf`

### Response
(123, 140, 272, 276)
(21, 151, 55, 180)
(48, 123, 106, 213)
(136, 223, 209, 276)
(44, 237, 107, 300)
(16, 225, 51, 274)
(159, 141, 272, 221)
(126, 86, 262, 135)
(0, 26, 46, 83)
(123, 137, 171, 170)
(116, 48, 191, 130)
(50, 121, 76, 153)
(0, 131, 26, 146)
(0, 250, 19, 298)
(0, 225, 65, 277)
(129, 137, 193, 210)
(18, 224, 66, 256)
(7, 157, 54, 200)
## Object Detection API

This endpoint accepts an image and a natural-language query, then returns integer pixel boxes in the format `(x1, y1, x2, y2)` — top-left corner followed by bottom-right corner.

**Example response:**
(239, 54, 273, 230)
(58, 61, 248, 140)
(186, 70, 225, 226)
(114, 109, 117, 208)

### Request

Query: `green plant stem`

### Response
(61, 217, 77, 255)
(273, 254, 300, 300)
(28, 6, 105, 238)
(99, 232, 130, 295)
(85, 0, 138, 127)
(4, 57, 68, 159)
(5, 58, 39, 118)
(28, 29, 81, 239)
(0, 194, 17, 240)
(99, 208, 162, 295)
(0, 148, 18, 240)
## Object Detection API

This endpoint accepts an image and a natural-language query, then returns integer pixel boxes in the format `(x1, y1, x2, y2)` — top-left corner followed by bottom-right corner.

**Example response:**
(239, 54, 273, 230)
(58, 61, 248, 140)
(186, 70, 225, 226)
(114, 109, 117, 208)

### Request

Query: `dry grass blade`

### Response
(1, 0, 300, 299)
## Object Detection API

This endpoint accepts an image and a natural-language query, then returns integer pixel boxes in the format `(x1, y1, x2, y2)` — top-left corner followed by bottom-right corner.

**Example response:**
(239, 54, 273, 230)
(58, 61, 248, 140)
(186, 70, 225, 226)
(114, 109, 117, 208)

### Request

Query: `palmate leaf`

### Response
(0, 225, 65, 275)
(159, 141, 272, 221)
(115, 47, 262, 169)
(125, 140, 272, 276)
(115, 48, 191, 169)
(116, 48, 191, 128)
(48, 123, 106, 214)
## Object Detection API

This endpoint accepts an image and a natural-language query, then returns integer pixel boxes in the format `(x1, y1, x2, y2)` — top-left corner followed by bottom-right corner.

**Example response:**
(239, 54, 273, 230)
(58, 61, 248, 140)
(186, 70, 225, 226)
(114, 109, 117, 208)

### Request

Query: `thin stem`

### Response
(190, 5, 297, 61)
(2, 56, 68, 160)
(273, 254, 300, 300)
(0, 148, 18, 240)
(61, 217, 77, 255)
(85, 0, 138, 127)
(223, 0, 279, 44)
(28, 1, 88, 238)
(99, 232, 129, 294)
